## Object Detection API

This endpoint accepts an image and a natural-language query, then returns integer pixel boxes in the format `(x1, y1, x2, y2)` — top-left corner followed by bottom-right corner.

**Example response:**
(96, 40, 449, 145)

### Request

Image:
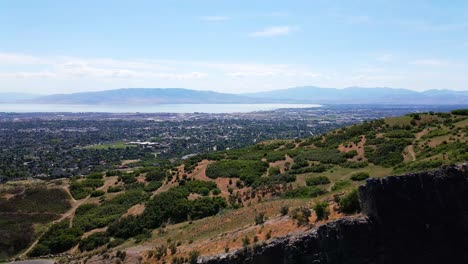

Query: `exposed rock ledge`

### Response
(200, 163, 468, 264)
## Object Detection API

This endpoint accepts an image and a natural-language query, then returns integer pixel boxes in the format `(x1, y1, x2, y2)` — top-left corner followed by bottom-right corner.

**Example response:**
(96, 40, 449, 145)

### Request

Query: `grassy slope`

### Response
(2, 111, 467, 262)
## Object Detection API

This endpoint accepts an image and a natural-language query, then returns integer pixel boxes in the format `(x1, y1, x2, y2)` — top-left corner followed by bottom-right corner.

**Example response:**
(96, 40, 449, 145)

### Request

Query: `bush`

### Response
(206, 160, 268, 186)
(350, 172, 370, 181)
(107, 238, 125, 248)
(280, 206, 289, 216)
(306, 176, 330, 186)
(339, 189, 361, 214)
(189, 250, 200, 264)
(342, 150, 358, 159)
(341, 161, 368, 168)
(331, 180, 351, 191)
(107, 185, 124, 193)
(86, 172, 103, 179)
(90, 190, 105, 197)
(284, 186, 327, 198)
(255, 212, 266, 225)
(313, 202, 329, 221)
(211, 188, 221, 195)
(268, 166, 281, 176)
(144, 181, 162, 192)
(79, 232, 110, 251)
(290, 207, 311, 226)
(145, 170, 167, 181)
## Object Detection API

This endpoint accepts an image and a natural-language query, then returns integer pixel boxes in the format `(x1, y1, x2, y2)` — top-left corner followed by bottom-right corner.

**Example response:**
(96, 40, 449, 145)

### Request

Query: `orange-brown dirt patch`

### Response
(403, 145, 416, 162)
(269, 155, 294, 174)
(82, 227, 108, 239)
(187, 159, 215, 181)
(337, 135, 367, 161)
(122, 203, 146, 218)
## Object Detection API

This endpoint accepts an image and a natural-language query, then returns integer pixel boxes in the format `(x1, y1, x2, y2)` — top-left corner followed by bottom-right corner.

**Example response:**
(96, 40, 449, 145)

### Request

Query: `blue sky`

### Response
(0, 0, 467, 94)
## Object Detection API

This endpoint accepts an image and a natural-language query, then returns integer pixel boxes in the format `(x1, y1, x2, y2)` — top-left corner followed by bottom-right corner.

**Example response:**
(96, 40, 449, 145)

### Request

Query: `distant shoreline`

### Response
(0, 103, 322, 114)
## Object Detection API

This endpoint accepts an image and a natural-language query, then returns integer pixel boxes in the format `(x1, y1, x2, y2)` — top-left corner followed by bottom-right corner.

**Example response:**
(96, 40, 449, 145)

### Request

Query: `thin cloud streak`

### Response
(249, 26, 296, 37)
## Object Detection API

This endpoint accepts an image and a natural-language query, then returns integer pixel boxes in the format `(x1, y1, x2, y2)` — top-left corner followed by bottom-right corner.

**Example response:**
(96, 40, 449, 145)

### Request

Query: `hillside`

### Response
(1, 110, 467, 263)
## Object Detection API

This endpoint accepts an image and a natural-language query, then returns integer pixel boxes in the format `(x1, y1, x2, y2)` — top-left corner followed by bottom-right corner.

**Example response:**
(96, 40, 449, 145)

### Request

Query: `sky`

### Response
(0, 0, 467, 94)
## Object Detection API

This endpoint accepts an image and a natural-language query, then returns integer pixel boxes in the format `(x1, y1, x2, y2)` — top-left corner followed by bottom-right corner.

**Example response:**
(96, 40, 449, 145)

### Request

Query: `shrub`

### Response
(107, 238, 125, 248)
(242, 236, 250, 247)
(342, 150, 358, 159)
(280, 206, 289, 216)
(211, 188, 221, 195)
(313, 202, 329, 221)
(79, 232, 110, 251)
(306, 176, 330, 186)
(339, 189, 361, 214)
(284, 186, 327, 198)
(144, 181, 162, 192)
(340, 161, 368, 168)
(255, 212, 266, 225)
(86, 172, 103, 179)
(107, 185, 124, 193)
(189, 250, 200, 264)
(350, 172, 370, 181)
(268, 166, 281, 176)
(331, 180, 351, 191)
(145, 170, 167, 181)
(290, 207, 311, 226)
(206, 160, 268, 186)
(90, 190, 105, 197)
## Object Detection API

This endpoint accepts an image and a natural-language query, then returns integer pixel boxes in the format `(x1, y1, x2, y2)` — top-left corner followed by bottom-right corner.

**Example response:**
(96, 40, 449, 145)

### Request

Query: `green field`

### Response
(83, 142, 136, 150)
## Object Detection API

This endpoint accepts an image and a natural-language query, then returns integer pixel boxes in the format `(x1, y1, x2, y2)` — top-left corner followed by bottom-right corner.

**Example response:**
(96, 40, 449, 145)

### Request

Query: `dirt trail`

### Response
(19, 191, 87, 258)
(337, 135, 367, 161)
(407, 145, 416, 161)
(20, 177, 116, 258)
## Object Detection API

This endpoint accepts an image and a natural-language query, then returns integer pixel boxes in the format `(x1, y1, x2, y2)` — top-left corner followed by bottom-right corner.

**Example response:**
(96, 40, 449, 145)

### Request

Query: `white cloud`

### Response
(0, 52, 49, 64)
(410, 59, 449, 67)
(376, 54, 394, 62)
(0, 53, 210, 81)
(199, 16, 231, 21)
(249, 26, 296, 37)
(0, 71, 56, 78)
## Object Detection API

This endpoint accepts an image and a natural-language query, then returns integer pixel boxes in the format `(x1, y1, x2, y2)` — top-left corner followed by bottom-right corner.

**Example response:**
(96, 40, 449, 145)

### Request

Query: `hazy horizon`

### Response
(1, 0, 468, 94)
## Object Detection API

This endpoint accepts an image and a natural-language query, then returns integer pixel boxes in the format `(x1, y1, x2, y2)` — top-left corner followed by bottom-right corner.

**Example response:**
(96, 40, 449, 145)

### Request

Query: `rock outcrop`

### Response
(201, 164, 468, 264)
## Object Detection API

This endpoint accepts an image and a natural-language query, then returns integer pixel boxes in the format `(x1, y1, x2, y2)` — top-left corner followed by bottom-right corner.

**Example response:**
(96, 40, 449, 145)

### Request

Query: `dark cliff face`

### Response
(201, 164, 468, 264)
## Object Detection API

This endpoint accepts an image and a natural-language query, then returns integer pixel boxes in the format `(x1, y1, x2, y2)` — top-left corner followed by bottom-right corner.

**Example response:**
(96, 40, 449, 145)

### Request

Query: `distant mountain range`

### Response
(30, 88, 271, 104)
(0, 92, 42, 103)
(245, 86, 468, 104)
(2, 87, 467, 105)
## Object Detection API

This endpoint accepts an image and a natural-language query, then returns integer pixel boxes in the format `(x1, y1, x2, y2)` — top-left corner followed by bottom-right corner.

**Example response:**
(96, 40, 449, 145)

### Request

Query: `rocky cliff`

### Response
(201, 163, 468, 264)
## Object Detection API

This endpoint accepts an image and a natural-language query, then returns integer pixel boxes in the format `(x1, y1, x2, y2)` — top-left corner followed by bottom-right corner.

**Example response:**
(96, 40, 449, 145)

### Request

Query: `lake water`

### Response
(0, 103, 321, 113)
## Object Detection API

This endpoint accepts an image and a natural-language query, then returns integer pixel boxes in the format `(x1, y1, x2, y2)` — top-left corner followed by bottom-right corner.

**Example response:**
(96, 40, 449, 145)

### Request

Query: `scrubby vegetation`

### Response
(29, 220, 83, 256)
(206, 160, 268, 185)
(339, 189, 361, 214)
(306, 176, 331, 186)
(0, 186, 71, 259)
(350, 172, 370, 181)
(107, 180, 226, 239)
(2, 110, 466, 261)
